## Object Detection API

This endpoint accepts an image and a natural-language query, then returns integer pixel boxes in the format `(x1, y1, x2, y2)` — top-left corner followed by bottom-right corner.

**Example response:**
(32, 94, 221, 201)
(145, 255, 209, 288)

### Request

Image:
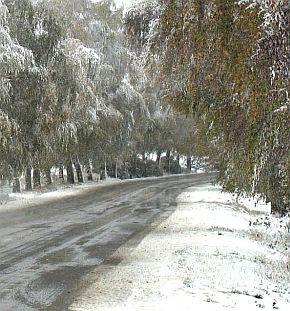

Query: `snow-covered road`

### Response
(0, 174, 212, 310)
(69, 184, 290, 311)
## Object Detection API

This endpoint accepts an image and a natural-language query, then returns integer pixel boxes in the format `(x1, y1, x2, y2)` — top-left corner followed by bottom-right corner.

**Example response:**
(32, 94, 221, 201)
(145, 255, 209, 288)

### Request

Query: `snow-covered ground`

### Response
(0, 173, 203, 212)
(69, 184, 290, 311)
(0, 177, 122, 212)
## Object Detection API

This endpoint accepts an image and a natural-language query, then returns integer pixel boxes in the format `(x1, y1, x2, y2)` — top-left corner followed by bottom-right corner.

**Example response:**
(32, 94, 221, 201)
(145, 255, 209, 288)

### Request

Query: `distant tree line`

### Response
(125, 0, 289, 214)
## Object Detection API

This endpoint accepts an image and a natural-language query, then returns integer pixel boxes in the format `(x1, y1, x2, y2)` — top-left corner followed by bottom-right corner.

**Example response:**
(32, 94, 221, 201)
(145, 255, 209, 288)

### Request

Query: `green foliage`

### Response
(126, 0, 290, 213)
(127, 156, 163, 178)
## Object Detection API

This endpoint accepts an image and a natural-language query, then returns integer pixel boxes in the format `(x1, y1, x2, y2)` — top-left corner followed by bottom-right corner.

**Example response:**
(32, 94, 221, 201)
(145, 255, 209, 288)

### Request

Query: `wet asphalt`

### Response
(0, 173, 215, 310)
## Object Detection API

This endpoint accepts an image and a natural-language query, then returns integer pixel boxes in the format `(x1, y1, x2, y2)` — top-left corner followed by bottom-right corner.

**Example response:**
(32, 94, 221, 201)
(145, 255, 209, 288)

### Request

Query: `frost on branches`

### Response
(242, 0, 289, 212)
(0, 1, 34, 100)
(125, 0, 290, 213)
(0, 0, 34, 172)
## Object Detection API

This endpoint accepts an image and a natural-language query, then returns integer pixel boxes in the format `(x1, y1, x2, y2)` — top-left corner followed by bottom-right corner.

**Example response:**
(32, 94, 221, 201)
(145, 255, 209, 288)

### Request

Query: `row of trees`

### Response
(125, 0, 289, 214)
(0, 0, 196, 192)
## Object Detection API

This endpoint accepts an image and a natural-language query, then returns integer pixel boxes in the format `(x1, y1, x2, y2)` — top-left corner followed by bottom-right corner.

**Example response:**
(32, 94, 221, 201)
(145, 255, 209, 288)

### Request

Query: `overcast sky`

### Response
(91, 0, 140, 9)
(114, 0, 134, 8)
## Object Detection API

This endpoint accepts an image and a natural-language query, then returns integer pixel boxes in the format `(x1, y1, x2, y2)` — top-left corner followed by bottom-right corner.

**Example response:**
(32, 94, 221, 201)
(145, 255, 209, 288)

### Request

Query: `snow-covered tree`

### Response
(0, 0, 35, 188)
(126, 0, 290, 213)
(1, 0, 200, 191)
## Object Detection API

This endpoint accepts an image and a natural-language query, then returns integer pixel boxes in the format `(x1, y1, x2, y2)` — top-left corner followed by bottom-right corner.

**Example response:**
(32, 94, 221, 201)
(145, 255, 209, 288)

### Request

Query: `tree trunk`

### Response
(66, 161, 75, 184)
(74, 156, 84, 183)
(156, 150, 162, 167)
(33, 168, 41, 188)
(166, 150, 171, 174)
(59, 165, 64, 182)
(115, 161, 118, 179)
(45, 167, 52, 185)
(177, 154, 181, 173)
(187, 156, 192, 173)
(101, 161, 107, 180)
(25, 167, 32, 191)
(87, 160, 93, 181)
(104, 160, 107, 179)
(12, 177, 21, 193)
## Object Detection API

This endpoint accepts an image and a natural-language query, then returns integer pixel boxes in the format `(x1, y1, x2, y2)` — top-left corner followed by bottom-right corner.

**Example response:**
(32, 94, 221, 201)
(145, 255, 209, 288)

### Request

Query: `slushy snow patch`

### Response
(69, 183, 290, 311)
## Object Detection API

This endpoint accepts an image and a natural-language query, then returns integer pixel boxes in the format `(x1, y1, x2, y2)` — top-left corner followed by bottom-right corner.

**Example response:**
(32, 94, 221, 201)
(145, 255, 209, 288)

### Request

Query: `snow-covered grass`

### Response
(177, 183, 271, 213)
(69, 183, 290, 311)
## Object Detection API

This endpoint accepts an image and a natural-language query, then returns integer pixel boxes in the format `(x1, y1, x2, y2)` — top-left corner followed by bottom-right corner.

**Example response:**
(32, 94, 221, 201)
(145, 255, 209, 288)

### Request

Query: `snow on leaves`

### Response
(1, 0, 161, 183)
(126, 0, 290, 213)
(0, 1, 34, 100)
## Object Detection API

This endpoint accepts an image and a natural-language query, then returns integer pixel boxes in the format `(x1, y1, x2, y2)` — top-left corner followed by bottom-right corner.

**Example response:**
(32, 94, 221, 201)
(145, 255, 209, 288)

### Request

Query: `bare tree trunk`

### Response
(104, 160, 107, 179)
(12, 177, 21, 193)
(87, 159, 93, 181)
(166, 150, 171, 174)
(33, 168, 41, 188)
(45, 167, 52, 185)
(156, 150, 162, 167)
(115, 161, 118, 179)
(74, 156, 84, 183)
(177, 154, 181, 173)
(25, 167, 32, 191)
(66, 161, 75, 184)
(187, 155, 192, 173)
(59, 165, 64, 182)
(101, 161, 107, 180)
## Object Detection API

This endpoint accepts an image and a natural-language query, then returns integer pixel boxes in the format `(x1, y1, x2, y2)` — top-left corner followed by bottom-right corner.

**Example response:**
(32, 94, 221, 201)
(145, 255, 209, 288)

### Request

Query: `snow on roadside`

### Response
(0, 178, 121, 212)
(0, 173, 200, 212)
(69, 183, 290, 311)
(177, 183, 271, 213)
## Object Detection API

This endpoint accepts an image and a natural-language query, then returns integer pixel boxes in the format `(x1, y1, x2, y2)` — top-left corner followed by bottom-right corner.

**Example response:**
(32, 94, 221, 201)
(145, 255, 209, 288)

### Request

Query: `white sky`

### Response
(115, 0, 134, 8)
(91, 0, 139, 9)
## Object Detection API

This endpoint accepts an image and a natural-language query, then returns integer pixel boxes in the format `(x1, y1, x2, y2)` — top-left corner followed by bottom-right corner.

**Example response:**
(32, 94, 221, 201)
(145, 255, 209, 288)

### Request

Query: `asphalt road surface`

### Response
(0, 173, 215, 310)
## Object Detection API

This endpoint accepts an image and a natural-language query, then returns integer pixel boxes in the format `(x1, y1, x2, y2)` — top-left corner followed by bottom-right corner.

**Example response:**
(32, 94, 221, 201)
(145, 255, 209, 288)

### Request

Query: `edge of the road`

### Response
(0, 172, 216, 214)
(66, 178, 290, 311)
(46, 173, 217, 311)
